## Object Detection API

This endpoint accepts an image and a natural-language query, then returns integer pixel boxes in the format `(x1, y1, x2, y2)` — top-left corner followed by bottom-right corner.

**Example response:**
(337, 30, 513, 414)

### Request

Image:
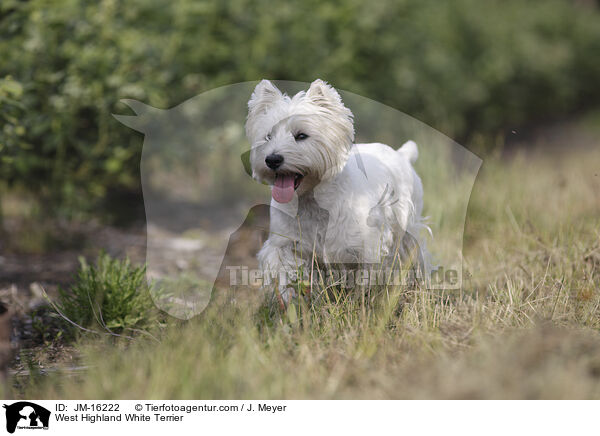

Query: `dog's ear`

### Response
(248, 80, 283, 116)
(246, 80, 283, 141)
(306, 79, 355, 145)
(306, 79, 344, 109)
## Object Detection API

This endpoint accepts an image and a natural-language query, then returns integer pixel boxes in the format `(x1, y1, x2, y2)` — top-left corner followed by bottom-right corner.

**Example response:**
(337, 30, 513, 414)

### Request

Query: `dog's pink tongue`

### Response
(272, 174, 295, 203)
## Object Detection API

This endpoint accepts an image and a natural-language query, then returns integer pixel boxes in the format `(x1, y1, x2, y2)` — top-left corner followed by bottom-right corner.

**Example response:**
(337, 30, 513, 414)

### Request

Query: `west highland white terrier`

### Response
(246, 79, 429, 303)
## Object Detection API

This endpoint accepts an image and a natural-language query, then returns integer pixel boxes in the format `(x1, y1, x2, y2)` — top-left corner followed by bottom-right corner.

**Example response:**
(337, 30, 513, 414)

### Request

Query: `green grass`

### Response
(8, 144, 600, 399)
(53, 254, 163, 336)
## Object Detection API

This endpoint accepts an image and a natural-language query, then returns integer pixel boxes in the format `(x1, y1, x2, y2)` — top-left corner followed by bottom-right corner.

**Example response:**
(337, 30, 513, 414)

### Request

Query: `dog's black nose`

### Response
(265, 153, 284, 170)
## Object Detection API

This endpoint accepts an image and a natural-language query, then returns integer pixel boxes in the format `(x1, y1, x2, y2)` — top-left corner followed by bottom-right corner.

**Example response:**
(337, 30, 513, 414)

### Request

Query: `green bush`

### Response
(56, 254, 160, 334)
(1, 0, 599, 214)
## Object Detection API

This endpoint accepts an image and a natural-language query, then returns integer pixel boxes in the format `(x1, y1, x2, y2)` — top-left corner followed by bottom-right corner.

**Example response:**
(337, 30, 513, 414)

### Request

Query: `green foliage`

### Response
(0, 76, 25, 167)
(1, 0, 600, 213)
(56, 254, 159, 333)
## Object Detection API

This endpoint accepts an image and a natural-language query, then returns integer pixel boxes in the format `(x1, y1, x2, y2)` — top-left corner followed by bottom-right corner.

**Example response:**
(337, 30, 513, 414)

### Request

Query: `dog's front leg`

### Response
(258, 234, 308, 304)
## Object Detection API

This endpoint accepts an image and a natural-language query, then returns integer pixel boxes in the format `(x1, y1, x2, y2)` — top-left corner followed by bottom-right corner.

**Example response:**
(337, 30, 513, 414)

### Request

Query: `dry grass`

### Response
(7, 141, 600, 400)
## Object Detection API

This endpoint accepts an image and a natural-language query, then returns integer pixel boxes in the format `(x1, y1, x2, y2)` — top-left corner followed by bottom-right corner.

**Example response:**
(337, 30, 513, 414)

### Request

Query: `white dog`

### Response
(246, 79, 428, 302)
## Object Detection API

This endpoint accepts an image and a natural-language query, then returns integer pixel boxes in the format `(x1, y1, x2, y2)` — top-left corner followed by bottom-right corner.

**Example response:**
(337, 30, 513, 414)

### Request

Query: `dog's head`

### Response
(246, 79, 354, 203)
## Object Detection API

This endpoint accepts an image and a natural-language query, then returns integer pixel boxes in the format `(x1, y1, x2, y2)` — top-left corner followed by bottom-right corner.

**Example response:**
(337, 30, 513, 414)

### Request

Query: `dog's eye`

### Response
(295, 133, 309, 140)
(265, 133, 272, 141)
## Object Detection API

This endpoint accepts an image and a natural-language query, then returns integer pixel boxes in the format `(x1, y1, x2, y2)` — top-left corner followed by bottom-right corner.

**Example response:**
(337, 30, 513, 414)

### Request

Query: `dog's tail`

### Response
(398, 140, 418, 164)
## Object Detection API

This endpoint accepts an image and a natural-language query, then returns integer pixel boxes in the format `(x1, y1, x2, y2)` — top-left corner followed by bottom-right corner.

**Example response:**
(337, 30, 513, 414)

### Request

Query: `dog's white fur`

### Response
(246, 79, 428, 301)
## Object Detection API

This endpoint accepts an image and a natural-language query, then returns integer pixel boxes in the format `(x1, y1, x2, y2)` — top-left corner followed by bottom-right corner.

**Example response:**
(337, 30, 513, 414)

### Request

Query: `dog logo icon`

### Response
(3, 402, 50, 433)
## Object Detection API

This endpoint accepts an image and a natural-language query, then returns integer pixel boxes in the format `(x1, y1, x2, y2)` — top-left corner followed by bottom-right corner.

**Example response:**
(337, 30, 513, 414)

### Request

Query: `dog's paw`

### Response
(277, 285, 297, 305)
(258, 244, 308, 286)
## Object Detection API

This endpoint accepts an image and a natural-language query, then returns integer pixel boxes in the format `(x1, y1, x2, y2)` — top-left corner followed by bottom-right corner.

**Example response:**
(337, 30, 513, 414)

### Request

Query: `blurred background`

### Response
(2, 0, 600, 222)
(1, 0, 600, 342)
(1, 0, 600, 397)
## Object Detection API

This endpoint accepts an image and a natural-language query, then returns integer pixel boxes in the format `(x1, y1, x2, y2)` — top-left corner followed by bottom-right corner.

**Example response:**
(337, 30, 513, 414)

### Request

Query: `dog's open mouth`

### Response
(272, 173, 304, 203)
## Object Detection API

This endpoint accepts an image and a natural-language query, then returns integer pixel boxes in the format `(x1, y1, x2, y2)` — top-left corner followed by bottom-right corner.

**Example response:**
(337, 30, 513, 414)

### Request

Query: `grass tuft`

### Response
(55, 253, 161, 335)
